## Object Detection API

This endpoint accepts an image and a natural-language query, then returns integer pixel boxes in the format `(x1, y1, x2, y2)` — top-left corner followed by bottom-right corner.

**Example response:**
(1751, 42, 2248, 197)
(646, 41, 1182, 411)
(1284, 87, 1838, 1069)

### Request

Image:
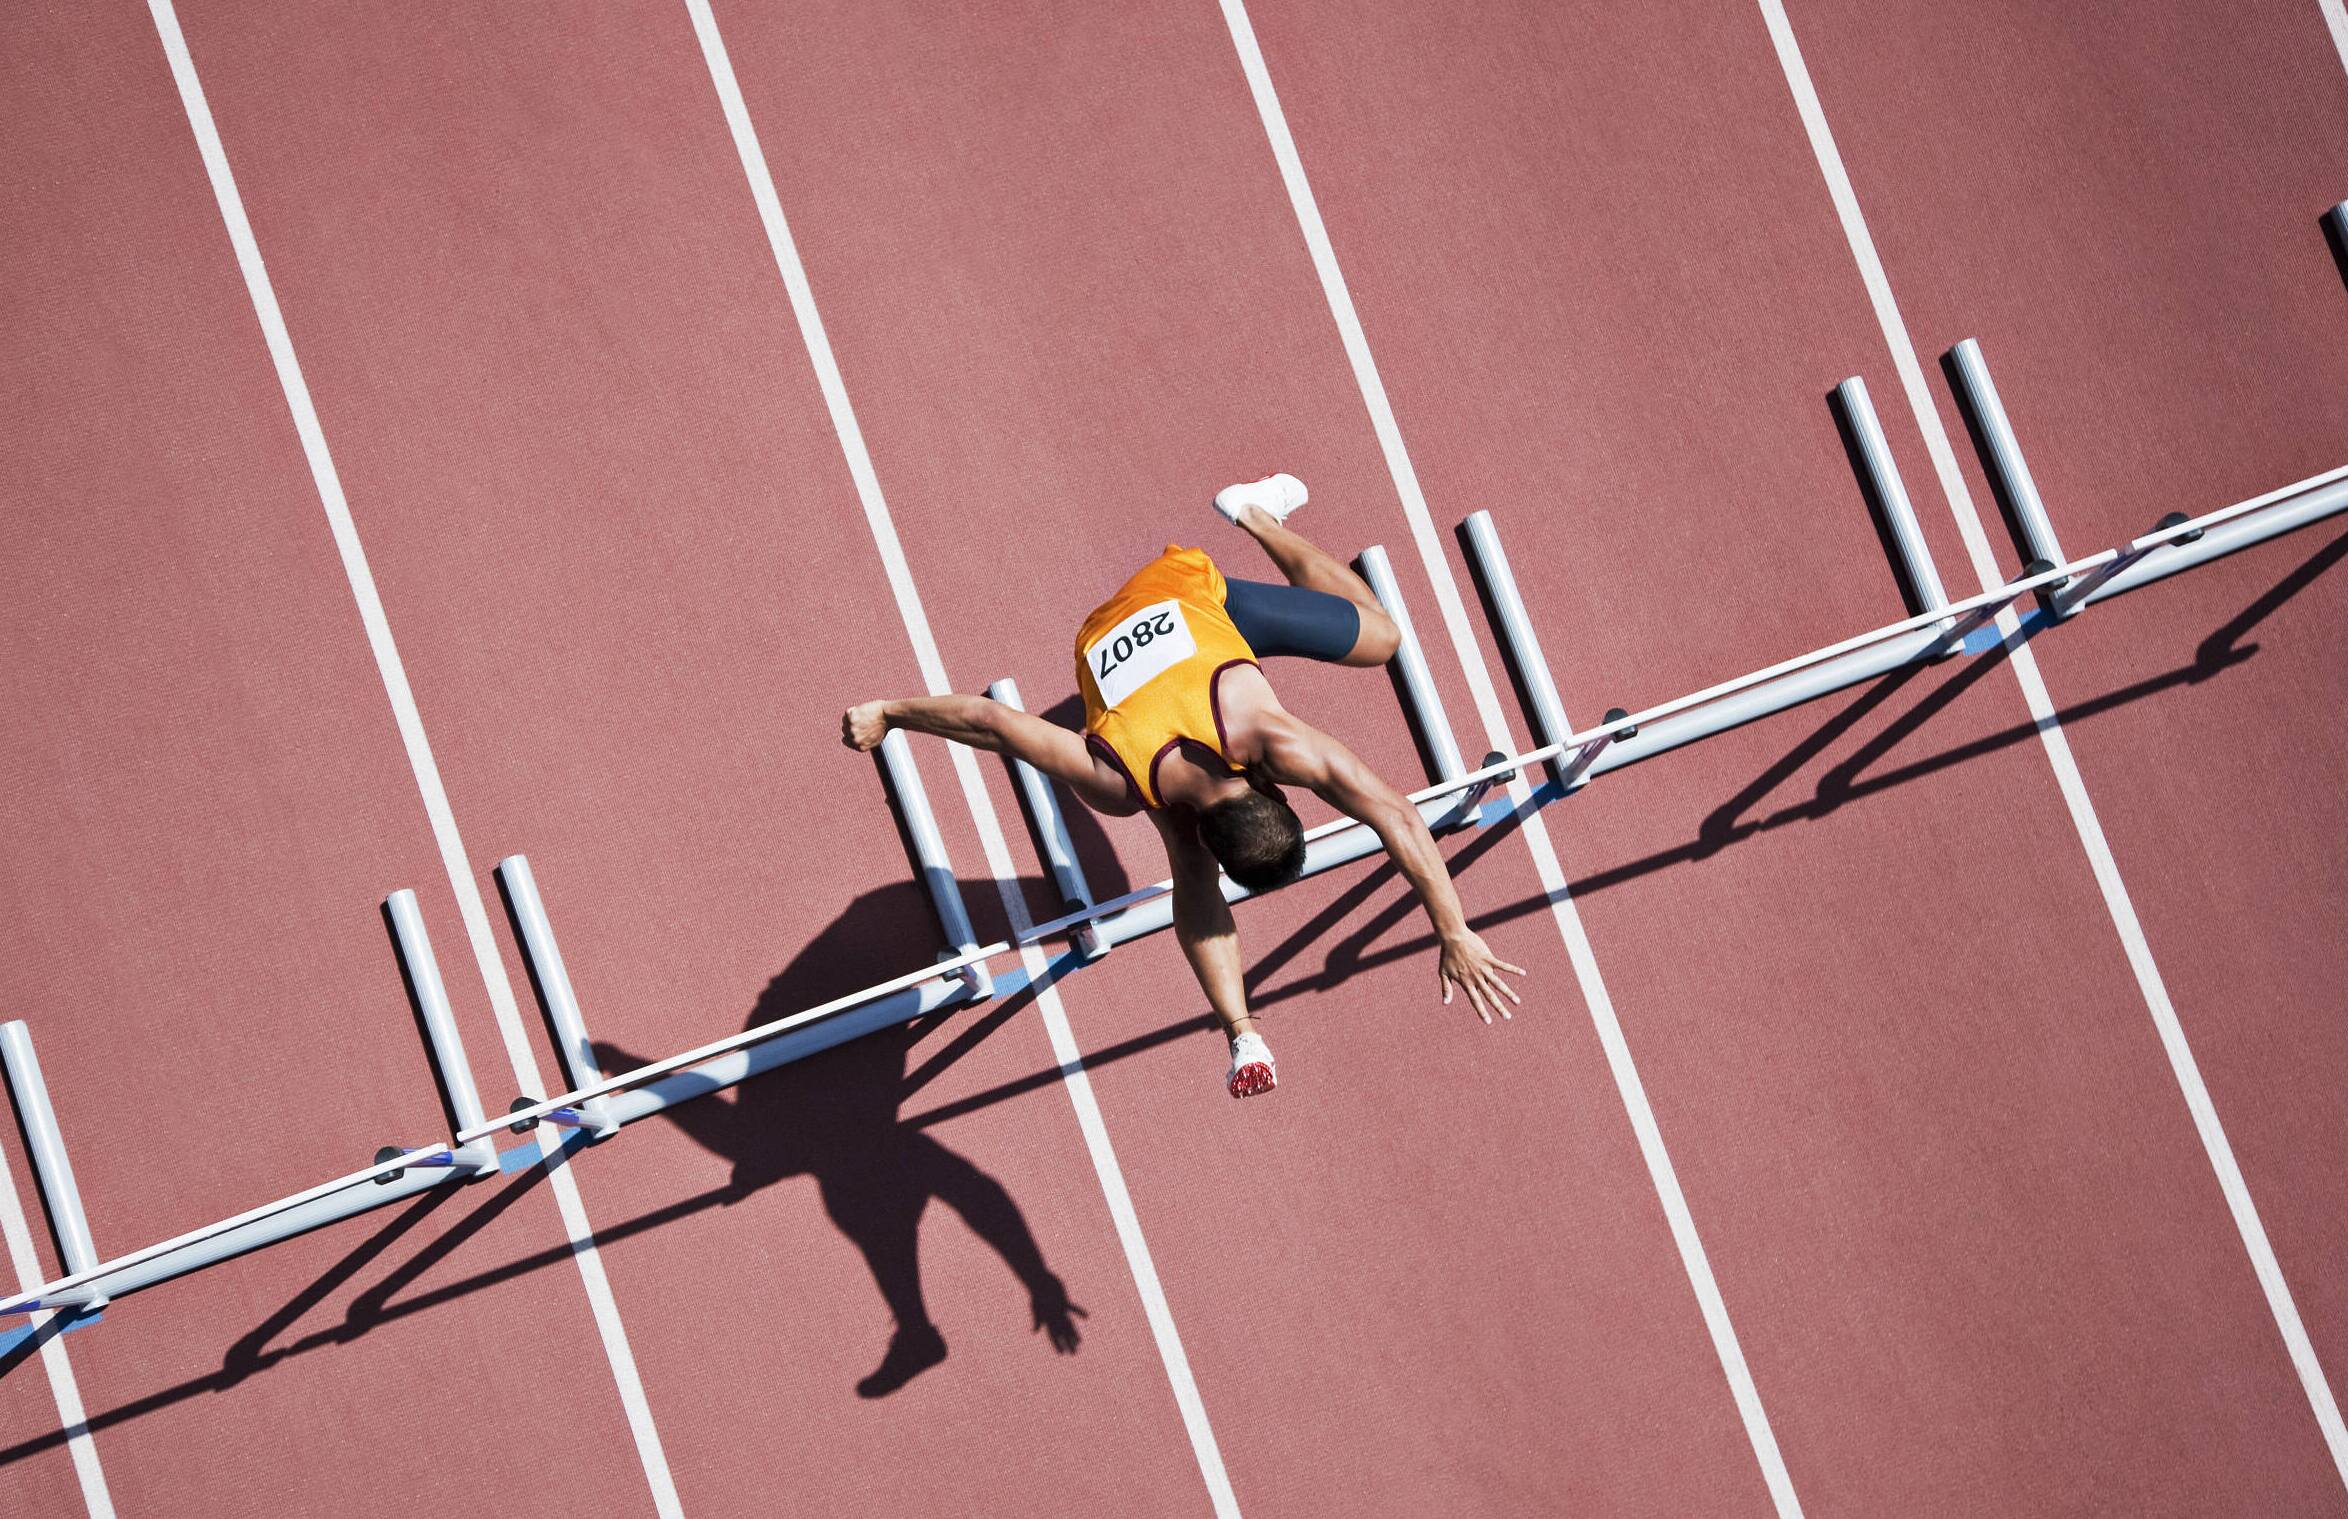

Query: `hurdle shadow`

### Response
(2323, 207, 2348, 301)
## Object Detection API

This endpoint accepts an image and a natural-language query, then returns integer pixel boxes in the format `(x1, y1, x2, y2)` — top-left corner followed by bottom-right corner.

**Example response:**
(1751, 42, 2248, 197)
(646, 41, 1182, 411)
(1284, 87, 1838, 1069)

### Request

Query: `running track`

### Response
(2, 2, 2344, 1515)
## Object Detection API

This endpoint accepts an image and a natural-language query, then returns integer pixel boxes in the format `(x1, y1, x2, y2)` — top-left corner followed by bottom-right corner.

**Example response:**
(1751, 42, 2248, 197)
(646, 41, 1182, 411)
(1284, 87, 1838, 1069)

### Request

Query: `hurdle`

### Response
(488, 737, 998, 1134)
(1947, 337, 2348, 619)
(0, 896, 493, 1315)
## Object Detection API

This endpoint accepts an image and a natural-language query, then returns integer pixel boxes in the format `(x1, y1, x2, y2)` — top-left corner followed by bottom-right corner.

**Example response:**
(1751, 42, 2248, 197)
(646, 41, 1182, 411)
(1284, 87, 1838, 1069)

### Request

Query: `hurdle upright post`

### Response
(1355, 544, 1475, 825)
(0, 1021, 101, 1295)
(1944, 338, 2073, 615)
(1831, 376, 1953, 634)
(383, 890, 500, 1176)
(494, 855, 620, 1139)
(986, 677, 1107, 961)
(876, 730, 995, 999)
(1460, 510, 1572, 791)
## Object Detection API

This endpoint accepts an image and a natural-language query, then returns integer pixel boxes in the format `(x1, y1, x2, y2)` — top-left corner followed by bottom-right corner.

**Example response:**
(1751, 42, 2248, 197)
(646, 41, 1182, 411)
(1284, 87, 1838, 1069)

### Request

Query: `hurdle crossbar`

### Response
(0, 1144, 458, 1315)
(7, 456, 2341, 1321)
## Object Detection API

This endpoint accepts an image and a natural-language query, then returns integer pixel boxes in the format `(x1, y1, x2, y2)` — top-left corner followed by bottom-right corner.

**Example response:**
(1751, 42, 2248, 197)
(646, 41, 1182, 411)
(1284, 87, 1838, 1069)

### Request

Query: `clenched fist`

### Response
(841, 701, 890, 752)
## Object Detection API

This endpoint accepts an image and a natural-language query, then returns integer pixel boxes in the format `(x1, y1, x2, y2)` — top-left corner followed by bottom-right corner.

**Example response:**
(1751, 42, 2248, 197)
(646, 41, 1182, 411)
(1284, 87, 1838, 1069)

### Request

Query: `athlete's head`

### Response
(1198, 786, 1306, 893)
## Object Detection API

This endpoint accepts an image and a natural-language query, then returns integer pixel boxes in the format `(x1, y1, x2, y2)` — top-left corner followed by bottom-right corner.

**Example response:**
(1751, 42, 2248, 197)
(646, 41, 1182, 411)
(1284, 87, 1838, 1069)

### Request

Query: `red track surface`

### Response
(3, 3, 2343, 1516)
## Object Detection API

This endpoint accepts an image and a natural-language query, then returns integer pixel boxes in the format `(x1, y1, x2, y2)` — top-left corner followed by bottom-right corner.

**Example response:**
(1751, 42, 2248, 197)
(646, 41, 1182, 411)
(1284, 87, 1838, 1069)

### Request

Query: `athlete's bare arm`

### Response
(1250, 709, 1525, 1023)
(1148, 810, 1257, 1040)
(842, 696, 1138, 816)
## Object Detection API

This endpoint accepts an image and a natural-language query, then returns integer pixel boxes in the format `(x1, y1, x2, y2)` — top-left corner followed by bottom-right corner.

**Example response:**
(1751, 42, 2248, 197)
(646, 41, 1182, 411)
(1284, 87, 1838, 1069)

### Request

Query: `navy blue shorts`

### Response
(1223, 577, 1362, 663)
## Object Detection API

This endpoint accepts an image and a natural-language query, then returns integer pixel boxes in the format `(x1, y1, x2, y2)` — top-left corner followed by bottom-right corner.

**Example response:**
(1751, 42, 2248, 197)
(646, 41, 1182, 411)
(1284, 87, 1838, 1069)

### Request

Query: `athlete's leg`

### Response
(1233, 505, 1400, 665)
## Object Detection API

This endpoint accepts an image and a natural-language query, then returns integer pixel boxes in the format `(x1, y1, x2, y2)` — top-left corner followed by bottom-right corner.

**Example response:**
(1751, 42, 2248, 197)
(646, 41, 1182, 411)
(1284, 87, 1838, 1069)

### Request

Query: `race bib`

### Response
(1085, 599, 1196, 710)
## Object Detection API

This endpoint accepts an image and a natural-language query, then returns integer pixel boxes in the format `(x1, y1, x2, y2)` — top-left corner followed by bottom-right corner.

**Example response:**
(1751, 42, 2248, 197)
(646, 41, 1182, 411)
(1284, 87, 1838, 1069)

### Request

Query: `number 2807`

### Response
(1095, 610, 1176, 680)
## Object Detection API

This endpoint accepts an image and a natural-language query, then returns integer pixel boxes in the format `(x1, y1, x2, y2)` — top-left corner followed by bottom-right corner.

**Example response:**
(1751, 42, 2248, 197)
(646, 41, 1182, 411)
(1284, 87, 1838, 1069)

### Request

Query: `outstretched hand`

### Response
(1438, 929, 1526, 1024)
(842, 701, 889, 752)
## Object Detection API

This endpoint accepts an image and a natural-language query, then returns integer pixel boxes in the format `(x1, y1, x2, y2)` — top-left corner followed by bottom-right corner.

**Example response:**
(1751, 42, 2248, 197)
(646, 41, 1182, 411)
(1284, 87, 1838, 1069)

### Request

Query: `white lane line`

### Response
(0, 1143, 113, 1517)
(143, 5, 683, 1512)
(1215, 3, 1805, 1512)
(1758, 0, 2348, 1484)
(681, 3, 1240, 1512)
(2321, 0, 2348, 78)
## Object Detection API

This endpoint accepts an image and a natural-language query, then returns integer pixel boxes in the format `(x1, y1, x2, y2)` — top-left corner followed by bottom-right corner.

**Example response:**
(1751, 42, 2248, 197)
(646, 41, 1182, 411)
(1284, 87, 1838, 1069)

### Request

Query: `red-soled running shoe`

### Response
(1213, 472, 1308, 527)
(1226, 1030, 1278, 1099)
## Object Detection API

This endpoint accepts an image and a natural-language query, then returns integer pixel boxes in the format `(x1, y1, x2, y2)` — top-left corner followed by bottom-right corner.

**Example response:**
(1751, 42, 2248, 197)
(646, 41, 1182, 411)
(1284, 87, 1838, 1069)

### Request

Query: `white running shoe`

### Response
(1226, 1030, 1278, 1099)
(1213, 473, 1308, 527)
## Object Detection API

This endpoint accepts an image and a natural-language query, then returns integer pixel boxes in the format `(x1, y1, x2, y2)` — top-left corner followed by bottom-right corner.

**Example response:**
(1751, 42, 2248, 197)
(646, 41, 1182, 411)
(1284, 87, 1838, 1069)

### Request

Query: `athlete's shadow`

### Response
(594, 880, 1086, 1398)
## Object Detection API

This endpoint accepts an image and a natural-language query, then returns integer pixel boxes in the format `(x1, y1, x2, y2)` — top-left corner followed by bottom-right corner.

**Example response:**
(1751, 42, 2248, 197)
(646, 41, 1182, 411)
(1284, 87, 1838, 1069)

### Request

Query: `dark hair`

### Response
(1198, 788, 1306, 893)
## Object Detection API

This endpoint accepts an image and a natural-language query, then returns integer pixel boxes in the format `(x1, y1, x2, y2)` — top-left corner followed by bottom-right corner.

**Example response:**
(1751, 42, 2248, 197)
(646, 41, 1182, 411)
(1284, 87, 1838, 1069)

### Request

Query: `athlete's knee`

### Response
(1350, 606, 1401, 666)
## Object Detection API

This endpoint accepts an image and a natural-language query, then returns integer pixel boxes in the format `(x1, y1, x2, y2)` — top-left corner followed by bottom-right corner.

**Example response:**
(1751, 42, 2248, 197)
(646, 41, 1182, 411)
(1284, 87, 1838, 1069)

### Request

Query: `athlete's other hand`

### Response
(842, 701, 890, 752)
(1438, 929, 1525, 1025)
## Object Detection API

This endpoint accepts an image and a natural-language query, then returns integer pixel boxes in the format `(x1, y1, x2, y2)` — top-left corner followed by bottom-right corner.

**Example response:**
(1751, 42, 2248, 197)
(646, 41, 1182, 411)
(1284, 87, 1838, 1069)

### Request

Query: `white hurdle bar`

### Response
(9, 455, 2343, 1321)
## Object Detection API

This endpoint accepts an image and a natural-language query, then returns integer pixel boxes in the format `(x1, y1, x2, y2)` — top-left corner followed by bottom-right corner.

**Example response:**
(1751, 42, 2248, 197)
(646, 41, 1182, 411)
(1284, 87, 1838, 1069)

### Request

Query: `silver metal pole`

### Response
(1945, 338, 2072, 612)
(383, 891, 499, 1176)
(0, 1021, 100, 1284)
(985, 678, 1106, 960)
(877, 730, 994, 999)
(1355, 545, 1469, 789)
(494, 855, 619, 1139)
(1461, 510, 1574, 789)
(1833, 375, 1952, 621)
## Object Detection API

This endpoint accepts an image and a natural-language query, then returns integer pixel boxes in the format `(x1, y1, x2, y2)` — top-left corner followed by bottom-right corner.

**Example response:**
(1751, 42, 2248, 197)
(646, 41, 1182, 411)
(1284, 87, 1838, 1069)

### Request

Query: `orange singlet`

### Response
(1074, 546, 1260, 809)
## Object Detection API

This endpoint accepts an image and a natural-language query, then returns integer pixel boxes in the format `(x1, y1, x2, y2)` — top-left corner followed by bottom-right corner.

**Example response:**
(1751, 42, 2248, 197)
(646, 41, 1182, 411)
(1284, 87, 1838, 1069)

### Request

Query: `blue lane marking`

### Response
(1962, 604, 2047, 654)
(0, 1309, 102, 1356)
(497, 1129, 589, 1173)
(1476, 778, 1563, 826)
